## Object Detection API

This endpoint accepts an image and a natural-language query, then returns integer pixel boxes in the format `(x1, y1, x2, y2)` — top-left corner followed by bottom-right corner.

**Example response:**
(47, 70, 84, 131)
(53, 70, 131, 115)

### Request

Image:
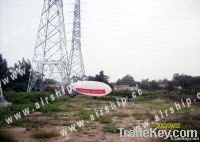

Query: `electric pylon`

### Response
(27, 0, 69, 92)
(68, 0, 85, 81)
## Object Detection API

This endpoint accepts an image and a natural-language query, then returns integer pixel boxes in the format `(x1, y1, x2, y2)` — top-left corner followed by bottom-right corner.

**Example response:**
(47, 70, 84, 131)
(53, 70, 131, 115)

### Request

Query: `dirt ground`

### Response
(3, 95, 200, 142)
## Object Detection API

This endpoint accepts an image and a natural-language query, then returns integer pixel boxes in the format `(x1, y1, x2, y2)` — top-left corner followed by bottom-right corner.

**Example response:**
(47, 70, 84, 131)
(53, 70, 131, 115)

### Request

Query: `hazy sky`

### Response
(0, 0, 200, 82)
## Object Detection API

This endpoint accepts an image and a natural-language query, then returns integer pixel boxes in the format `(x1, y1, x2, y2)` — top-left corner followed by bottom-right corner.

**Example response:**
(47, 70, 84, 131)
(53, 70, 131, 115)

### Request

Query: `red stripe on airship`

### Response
(76, 88, 106, 94)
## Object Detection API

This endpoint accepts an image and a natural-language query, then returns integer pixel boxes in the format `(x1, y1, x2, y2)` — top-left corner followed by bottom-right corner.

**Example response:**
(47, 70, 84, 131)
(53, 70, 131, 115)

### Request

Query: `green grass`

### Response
(0, 91, 52, 125)
(143, 102, 172, 110)
(163, 91, 198, 101)
(192, 114, 200, 121)
(175, 106, 198, 113)
(40, 103, 66, 113)
(0, 91, 70, 125)
(113, 112, 129, 117)
(103, 123, 120, 133)
(33, 130, 58, 139)
(4, 91, 51, 104)
(130, 89, 198, 103)
(97, 116, 112, 124)
(78, 109, 94, 120)
(133, 112, 154, 120)
(1, 89, 200, 141)
(11, 119, 45, 129)
(0, 103, 34, 125)
(161, 113, 200, 141)
(126, 90, 165, 102)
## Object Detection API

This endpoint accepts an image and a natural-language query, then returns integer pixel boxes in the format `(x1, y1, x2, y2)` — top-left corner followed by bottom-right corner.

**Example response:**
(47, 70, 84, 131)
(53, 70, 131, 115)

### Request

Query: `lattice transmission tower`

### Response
(68, 0, 85, 81)
(27, 0, 69, 92)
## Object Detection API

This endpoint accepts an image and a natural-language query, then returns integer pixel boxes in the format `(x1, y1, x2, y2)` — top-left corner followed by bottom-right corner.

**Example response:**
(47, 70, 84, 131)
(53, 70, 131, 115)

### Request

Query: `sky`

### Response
(0, 0, 200, 82)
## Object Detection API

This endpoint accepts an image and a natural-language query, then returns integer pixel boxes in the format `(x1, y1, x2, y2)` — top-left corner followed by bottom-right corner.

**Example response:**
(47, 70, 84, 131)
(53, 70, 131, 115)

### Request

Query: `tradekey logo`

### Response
(67, 81, 112, 96)
(118, 128, 199, 140)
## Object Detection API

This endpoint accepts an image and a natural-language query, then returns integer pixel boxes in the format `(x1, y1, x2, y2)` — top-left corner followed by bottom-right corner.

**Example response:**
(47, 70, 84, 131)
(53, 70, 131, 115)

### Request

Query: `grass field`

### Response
(0, 90, 200, 142)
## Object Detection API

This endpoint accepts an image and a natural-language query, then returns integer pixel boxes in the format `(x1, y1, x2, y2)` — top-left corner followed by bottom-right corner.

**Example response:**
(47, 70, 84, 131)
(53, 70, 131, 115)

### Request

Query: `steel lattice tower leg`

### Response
(27, 0, 69, 92)
(68, 0, 85, 81)
(0, 82, 4, 102)
(0, 82, 7, 107)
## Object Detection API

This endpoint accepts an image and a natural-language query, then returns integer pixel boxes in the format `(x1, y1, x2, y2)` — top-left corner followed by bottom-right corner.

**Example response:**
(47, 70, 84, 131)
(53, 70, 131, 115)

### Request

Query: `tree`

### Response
(87, 76, 96, 81)
(95, 71, 109, 84)
(140, 79, 150, 89)
(0, 54, 8, 79)
(0, 54, 9, 90)
(10, 58, 31, 92)
(172, 73, 200, 90)
(149, 80, 159, 90)
(116, 74, 136, 86)
(0, 57, 32, 92)
(88, 71, 110, 85)
(173, 73, 192, 89)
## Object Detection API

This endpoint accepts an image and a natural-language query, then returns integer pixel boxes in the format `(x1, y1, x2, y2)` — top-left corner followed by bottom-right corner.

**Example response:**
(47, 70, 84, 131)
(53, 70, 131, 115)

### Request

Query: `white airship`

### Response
(69, 81, 112, 96)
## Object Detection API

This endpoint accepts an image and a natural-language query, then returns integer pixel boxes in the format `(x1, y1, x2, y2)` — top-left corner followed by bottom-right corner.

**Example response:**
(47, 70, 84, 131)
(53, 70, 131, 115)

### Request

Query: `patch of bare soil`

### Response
(4, 99, 182, 142)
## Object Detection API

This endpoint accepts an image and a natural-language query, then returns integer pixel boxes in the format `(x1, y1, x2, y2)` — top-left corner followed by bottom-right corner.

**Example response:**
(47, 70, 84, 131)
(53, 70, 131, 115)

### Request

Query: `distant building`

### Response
(117, 84, 129, 90)
(175, 86, 182, 90)
(111, 83, 138, 91)
(158, 83, 168, 89)
(44, 84, 59, 90)
(129, 86, 139, 91)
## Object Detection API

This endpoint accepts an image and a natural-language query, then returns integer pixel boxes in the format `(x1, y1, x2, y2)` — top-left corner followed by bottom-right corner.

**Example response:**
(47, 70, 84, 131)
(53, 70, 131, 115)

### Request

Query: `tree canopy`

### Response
(0, 54, 31, 92)
(88, 71, 109, 84)
(116, 74, 136, 86)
